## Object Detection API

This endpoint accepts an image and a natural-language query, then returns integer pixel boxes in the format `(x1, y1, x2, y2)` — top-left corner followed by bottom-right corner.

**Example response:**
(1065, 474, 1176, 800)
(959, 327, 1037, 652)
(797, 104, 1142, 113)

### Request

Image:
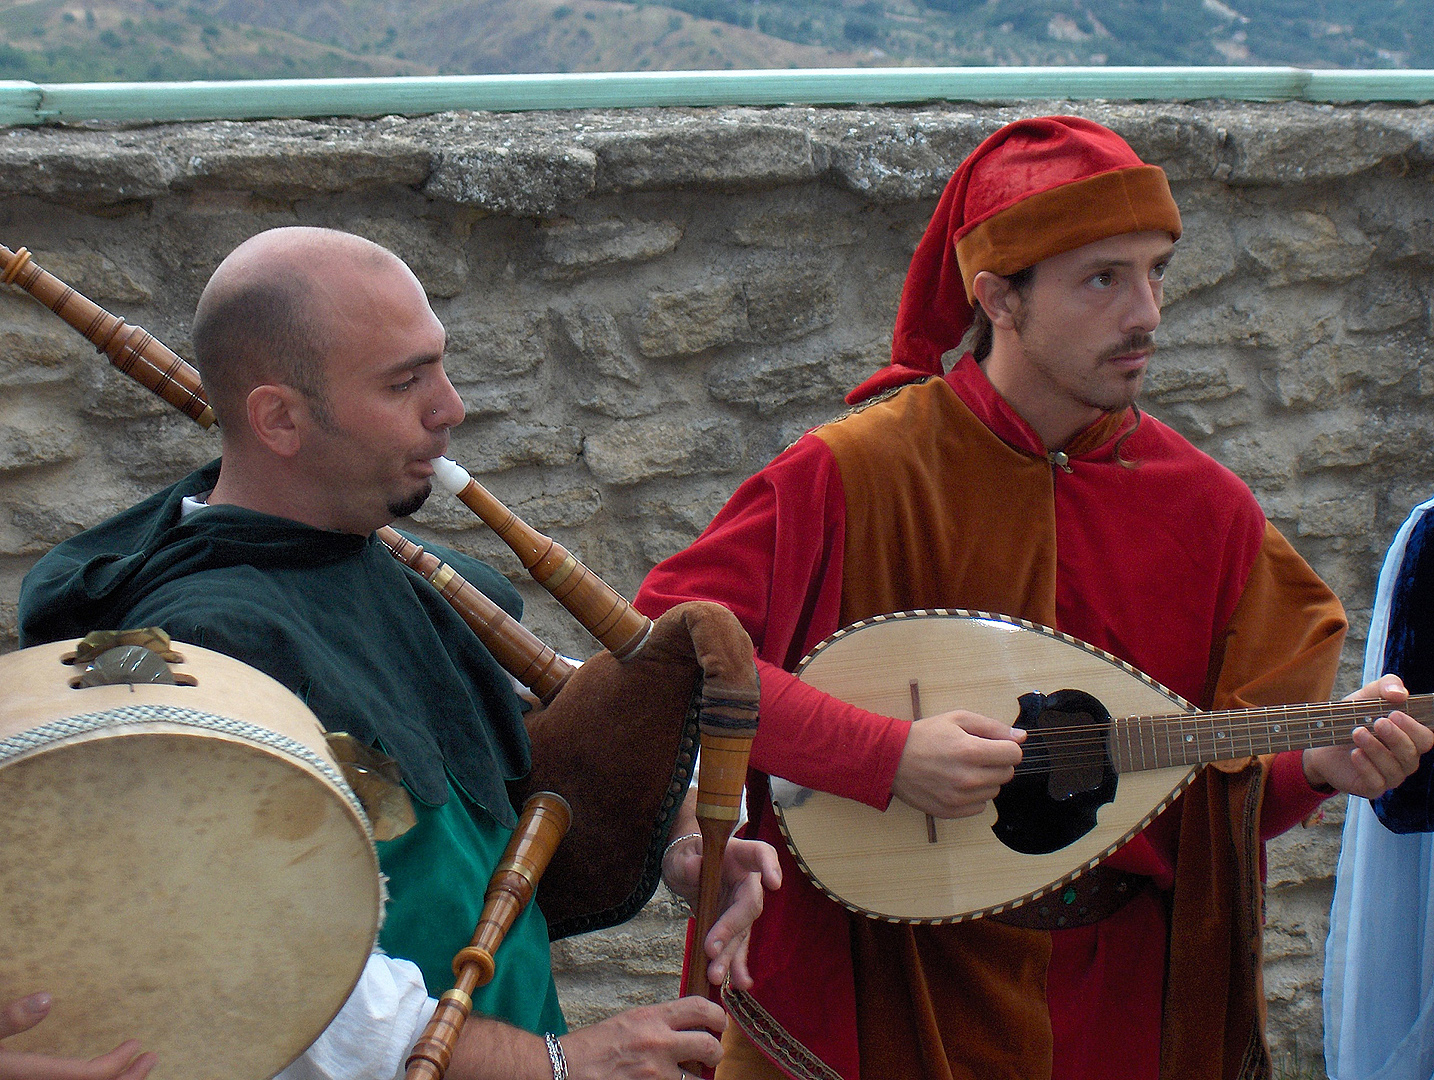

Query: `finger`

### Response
(720, 840, 781, 888)
(659, 995, 728, 1033)
(707, 877, 763, 950)
(0, 994, 51, 1040)
(1346, 674, 1408, 703)
(1360, 715, 1427, 780)
(85, 1041, 151, 1080)
(669, 1028, 724, 1069)
(724, 930, 755, 990)
(950, 711, 1028, 745)
(0, 1042, 146, 1080)
(1350, 724, 1406, 785)
(116, 1052, 157, 1080)
(1391, 710, 1434, 754)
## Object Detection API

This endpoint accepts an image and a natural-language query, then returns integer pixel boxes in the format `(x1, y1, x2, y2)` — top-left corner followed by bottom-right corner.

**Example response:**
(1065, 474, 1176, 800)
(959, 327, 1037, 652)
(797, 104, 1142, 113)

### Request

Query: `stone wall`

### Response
(2, 100, 1431, 1076)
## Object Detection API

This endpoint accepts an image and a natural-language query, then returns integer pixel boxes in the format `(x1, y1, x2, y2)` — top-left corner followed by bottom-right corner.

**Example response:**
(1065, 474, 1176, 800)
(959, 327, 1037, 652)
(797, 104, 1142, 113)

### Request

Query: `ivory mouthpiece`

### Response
(430, 456, 472, 496)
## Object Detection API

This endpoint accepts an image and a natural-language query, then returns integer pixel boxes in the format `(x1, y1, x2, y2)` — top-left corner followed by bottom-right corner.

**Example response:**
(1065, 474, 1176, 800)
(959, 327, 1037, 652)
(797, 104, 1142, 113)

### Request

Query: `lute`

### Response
(770, 609, 1429, 924)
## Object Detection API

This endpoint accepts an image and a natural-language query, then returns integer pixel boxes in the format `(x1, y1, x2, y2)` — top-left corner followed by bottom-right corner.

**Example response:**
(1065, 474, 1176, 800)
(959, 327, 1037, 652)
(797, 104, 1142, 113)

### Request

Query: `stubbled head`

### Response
(191, 227, 397, 431)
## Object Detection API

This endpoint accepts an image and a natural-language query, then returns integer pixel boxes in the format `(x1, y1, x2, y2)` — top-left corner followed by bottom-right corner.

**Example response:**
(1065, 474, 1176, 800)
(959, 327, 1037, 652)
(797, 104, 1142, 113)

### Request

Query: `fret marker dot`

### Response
(1315, 721, 1325, 728)
(1272, 725, 1281, 732)
(1185, 734, 1194, 743)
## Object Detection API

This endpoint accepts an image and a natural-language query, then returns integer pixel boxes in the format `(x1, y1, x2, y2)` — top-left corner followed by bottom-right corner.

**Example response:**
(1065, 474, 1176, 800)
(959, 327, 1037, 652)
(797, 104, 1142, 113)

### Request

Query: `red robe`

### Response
(637, 358, 1344, 1080)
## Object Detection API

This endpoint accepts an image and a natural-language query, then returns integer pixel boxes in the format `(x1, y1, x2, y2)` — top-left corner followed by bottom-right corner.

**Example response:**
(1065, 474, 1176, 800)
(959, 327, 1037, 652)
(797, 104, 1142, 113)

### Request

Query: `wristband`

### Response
(544, 1032, 568, 1080)
(663, 832, 702, 860)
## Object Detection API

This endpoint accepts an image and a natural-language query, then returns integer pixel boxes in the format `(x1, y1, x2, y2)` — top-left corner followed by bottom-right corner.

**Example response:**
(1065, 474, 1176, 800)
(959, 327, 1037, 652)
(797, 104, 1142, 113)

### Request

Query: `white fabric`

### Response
(272, 952, 434, 1080)
(1325, 496, 1434, 1080)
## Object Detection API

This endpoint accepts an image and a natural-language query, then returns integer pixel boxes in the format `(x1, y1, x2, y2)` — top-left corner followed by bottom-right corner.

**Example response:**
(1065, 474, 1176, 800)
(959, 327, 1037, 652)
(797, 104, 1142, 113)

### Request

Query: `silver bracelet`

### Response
(544, 1032, 568, 1080)
(663, 831, 702, 860)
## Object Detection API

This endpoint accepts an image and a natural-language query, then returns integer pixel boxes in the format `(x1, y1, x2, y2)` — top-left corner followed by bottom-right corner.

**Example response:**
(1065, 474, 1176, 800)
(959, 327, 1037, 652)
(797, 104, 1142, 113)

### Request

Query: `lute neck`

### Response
(1111, 694, 1434, 773)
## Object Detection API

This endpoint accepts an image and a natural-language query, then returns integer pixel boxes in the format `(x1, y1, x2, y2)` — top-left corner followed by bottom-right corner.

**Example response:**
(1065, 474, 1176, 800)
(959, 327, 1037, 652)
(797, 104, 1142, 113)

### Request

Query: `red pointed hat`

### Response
(848, 115, 1182, 404)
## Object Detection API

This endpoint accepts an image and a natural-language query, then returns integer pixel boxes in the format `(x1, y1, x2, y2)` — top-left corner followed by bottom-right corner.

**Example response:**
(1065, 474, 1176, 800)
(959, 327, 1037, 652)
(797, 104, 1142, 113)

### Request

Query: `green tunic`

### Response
(18, 459, 565, 1034)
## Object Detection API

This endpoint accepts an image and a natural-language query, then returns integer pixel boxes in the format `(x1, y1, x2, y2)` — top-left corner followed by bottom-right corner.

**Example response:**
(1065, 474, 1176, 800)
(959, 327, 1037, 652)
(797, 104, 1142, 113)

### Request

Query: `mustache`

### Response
(1100, 333, 1157, 362)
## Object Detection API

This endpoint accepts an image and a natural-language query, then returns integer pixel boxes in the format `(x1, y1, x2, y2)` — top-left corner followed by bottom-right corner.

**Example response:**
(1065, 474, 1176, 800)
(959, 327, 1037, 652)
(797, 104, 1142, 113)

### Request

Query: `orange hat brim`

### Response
(955, 165, 1182, 303)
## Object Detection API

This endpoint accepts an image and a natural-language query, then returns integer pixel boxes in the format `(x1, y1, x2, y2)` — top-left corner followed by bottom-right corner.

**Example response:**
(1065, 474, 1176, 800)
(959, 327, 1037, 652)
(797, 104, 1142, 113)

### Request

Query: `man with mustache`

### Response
(15, 228, 778, 1080)
(634, 116, 1431, 1080)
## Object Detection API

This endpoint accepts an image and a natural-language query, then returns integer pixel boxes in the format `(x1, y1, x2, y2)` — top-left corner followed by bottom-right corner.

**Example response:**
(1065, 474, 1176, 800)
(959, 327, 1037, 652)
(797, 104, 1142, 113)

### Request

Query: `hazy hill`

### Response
(0, 0, 1426, 82)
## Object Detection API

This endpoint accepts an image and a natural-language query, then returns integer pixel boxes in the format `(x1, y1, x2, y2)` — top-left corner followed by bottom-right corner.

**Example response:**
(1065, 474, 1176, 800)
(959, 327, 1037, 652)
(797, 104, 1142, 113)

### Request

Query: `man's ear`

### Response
(971, 270, 1020, 331)
(246, 384, 306, 458)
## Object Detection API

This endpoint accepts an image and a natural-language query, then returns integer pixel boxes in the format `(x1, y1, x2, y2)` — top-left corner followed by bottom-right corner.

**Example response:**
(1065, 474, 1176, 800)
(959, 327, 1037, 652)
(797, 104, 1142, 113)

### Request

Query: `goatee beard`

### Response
(388, 481, 432, 521)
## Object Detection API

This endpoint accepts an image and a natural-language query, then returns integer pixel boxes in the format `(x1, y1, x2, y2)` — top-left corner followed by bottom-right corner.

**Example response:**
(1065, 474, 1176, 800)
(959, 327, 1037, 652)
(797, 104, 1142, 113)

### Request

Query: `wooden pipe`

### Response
(0, 241, 576, 702)
(431, 457, 652, 660)
(679, 714, 758, 1001)
(405, 792, 572, 1080)
(377, 530, 574, 703)
(0, 244, 215, 428)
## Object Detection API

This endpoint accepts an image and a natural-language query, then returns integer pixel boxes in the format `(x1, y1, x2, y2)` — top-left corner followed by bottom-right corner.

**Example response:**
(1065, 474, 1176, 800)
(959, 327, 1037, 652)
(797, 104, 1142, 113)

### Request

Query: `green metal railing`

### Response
(0, 67, 1430, 126)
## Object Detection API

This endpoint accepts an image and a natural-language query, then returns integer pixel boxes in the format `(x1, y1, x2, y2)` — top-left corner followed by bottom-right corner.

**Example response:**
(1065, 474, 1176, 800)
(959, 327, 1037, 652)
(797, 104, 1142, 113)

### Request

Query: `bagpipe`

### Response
(0, 243, 758, 1079)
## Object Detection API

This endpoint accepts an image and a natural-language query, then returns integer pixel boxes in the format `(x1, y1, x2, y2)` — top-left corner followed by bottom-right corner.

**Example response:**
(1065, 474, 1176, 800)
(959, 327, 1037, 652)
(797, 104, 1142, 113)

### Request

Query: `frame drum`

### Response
(0, 639, 381, 1080)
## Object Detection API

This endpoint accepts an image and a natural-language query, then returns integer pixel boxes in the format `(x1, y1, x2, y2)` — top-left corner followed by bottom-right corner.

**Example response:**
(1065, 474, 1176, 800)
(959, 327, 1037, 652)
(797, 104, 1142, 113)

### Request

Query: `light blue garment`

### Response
(1325, 496, 1434, 1080)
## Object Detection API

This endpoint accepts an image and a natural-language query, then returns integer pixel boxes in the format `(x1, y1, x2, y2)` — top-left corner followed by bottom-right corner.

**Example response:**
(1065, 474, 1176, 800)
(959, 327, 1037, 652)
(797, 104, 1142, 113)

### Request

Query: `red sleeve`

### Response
(636, 436, 910, 809)
(1259, 750, 1329, 840)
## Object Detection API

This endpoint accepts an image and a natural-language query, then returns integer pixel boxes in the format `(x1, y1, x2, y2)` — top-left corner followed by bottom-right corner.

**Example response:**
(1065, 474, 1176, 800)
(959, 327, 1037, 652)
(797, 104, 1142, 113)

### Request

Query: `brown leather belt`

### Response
(987, 865, 1150, 931)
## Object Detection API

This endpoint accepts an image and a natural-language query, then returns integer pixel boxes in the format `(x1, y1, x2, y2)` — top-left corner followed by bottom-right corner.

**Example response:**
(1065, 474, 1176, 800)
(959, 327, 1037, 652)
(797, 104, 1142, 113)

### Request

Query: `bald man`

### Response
(18, 228, 778, 1080)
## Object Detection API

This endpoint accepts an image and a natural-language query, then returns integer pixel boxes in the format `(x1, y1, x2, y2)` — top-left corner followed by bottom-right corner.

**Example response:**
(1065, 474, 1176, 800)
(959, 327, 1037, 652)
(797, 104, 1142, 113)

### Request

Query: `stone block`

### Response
(0, 135, 175, 207)
(0, 322, 88, 388)
(0, 406, 81, 475)
(1292, 492, 1378, 541)
(742, 263, 839, 345)
(821, 110, 998, 203)
(731, 203, 866, 249)
(1214, 432, 1297, 488)
(99, 417, 219, 487)
(537, 218, 683, 279)
(172, 121, 432, 197)
(554, 304, 679, 420)
(585, 119, 817, 194)
(1355, 179, 1434, 263)
(75, 361, 180, 423)
(443, 310, 548, 384)
(638, 279, 746, 359)
(706, 342, 884, 416)
(583, 416, 742, 486)
(1272, 341, 1420, 410)
(550, 892, 686, 1025)
(446, 421, 584, 475)
(1212, 104, 1422, 185)
(1143, 353, 1246, 404)
(1343, 270, 1427, 333)
(425, 143, 597, 216)
(24, 250, 153, 305)
(1159, 211, 1237, 303)
(512, 486, 605, 531)
(1241, 211, 1375, 287)
(338, 217, 470, 299)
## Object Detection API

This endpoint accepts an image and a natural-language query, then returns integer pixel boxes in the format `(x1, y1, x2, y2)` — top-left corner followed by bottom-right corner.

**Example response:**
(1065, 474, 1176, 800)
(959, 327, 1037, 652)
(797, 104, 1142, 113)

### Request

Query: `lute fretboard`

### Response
(1109, 694, 1434, 773)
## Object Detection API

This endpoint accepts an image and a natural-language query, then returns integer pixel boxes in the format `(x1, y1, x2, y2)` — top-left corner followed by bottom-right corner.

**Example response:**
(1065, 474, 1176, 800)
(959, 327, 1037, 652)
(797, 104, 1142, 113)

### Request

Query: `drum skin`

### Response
(0, 640, 381, 1080)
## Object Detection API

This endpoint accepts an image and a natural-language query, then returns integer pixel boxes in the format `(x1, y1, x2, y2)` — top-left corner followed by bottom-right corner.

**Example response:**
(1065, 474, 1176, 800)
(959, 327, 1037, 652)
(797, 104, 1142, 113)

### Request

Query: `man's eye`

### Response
(1151, 263, 1168, 281)
(1090, 271, 1114, 288)
(392, 376, 417, 391)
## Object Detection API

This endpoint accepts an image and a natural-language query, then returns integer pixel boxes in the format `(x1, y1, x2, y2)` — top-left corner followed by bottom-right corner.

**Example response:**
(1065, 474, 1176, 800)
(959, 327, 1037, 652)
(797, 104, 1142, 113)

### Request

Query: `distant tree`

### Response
(843, 13, 882, 42)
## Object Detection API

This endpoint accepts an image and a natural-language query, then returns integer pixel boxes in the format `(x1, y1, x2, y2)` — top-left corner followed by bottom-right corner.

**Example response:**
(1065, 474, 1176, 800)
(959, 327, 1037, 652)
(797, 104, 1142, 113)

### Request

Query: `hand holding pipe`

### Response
(405, 792, 572, 1080)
